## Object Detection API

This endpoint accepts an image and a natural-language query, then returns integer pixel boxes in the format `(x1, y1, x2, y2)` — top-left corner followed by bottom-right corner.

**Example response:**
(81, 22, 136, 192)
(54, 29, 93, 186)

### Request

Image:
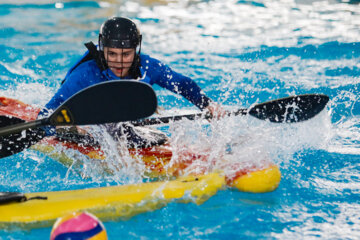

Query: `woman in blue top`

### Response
(41, 17, 223, 146)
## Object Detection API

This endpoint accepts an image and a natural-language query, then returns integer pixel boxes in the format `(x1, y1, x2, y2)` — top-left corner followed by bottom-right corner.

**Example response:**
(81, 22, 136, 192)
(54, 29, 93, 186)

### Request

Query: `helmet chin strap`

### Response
(137, 35, 142, 56)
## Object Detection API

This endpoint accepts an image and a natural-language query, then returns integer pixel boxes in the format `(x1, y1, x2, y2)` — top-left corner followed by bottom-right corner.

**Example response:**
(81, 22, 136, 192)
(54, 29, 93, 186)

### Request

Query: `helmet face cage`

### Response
(98, 17, 142, 77)
(104, 48, 134, 76)
(100, 36, 142, 78)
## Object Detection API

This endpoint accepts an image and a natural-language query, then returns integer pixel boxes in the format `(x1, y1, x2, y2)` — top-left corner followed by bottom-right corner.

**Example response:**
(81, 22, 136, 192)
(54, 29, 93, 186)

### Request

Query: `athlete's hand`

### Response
(55, 126, 97, 146)
(205, 102, 227, 120)
(55, 126, 92, 137)
(75, 126, 89, 135)
(155, 106, 165, 115)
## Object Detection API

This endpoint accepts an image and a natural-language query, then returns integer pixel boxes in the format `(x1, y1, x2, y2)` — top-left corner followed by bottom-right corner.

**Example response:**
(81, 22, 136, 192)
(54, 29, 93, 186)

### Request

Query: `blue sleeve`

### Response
(37, 78, 82, 136)
(40, 61, 102, 115)
(141, 55, 212, 110)
(37, 61, 103, 136)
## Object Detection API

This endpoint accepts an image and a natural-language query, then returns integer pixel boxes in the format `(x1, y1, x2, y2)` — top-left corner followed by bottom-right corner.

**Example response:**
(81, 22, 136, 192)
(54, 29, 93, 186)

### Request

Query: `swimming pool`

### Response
(0, 0, 359, 239)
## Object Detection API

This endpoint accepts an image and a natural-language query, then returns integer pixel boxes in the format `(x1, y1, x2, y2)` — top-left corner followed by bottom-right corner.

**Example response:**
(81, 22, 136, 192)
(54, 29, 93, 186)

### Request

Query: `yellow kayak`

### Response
(0, 173, 224, 229)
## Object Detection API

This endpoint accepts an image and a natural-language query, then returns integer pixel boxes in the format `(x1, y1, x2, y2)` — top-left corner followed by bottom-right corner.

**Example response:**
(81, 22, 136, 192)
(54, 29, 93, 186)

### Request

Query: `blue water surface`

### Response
(0, 0, 360, 239)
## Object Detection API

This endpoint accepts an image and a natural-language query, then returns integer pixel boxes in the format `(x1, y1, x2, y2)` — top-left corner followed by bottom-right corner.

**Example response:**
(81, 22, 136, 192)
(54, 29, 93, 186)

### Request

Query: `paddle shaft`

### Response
(131, 94, 329, 127)
(131, 109, 247, 126)
(0, 118, 48, 137)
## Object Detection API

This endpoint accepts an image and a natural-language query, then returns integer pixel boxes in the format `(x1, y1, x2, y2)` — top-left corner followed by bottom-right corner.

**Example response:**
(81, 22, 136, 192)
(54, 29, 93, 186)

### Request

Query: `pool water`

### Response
(1, 0, 360, 239)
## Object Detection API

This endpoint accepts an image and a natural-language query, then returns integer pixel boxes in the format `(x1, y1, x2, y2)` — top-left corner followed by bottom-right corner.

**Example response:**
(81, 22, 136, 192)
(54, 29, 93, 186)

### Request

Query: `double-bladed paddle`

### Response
(0, 92, 329, 158)
(130, 94, 329, 126)
(41, 93, 330, 147)
(0, 80, 157, 158)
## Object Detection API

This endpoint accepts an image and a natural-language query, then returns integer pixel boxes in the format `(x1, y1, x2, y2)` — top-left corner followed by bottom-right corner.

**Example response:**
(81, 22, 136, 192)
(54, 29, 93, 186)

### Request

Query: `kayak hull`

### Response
(0, 173, 224, 228)
(31, 137, 281, 193)
(230, 165, 281, 193)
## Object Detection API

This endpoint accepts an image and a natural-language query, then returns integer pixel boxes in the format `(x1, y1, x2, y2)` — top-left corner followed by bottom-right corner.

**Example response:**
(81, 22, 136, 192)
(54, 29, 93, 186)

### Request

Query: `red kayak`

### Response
(0, 96, 281, 193)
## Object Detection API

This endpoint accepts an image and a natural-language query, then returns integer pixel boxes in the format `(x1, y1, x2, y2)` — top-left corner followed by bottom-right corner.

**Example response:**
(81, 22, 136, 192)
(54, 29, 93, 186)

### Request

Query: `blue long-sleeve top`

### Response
(43, 53, 211, 113)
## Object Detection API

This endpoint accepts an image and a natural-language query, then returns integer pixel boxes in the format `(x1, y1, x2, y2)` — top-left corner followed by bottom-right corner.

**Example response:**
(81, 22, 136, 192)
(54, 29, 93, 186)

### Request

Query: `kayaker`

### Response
(39, 16, 224, 146)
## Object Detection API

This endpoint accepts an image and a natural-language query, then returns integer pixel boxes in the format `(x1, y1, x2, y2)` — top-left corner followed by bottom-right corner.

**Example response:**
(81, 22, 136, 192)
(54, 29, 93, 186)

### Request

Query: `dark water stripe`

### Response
(236, 0, 266, 7)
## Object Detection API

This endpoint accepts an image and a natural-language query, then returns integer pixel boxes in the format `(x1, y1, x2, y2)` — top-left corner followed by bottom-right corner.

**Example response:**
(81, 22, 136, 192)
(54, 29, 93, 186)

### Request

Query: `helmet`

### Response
(99, 17, 142, 50)
(98, 17, 142, 78)
(50, 211, 107, 240)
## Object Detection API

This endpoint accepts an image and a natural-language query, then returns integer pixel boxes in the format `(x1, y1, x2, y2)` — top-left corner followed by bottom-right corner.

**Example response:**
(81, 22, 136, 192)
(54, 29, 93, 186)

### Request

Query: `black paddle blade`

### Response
(0, 116, 45, 158)
(49, 80, 157, 126)
(248, 94, 329, 123)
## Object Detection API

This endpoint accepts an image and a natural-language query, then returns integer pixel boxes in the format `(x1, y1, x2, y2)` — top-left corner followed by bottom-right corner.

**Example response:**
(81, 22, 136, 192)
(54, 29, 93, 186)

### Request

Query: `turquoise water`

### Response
(1, 0, 360, 239)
